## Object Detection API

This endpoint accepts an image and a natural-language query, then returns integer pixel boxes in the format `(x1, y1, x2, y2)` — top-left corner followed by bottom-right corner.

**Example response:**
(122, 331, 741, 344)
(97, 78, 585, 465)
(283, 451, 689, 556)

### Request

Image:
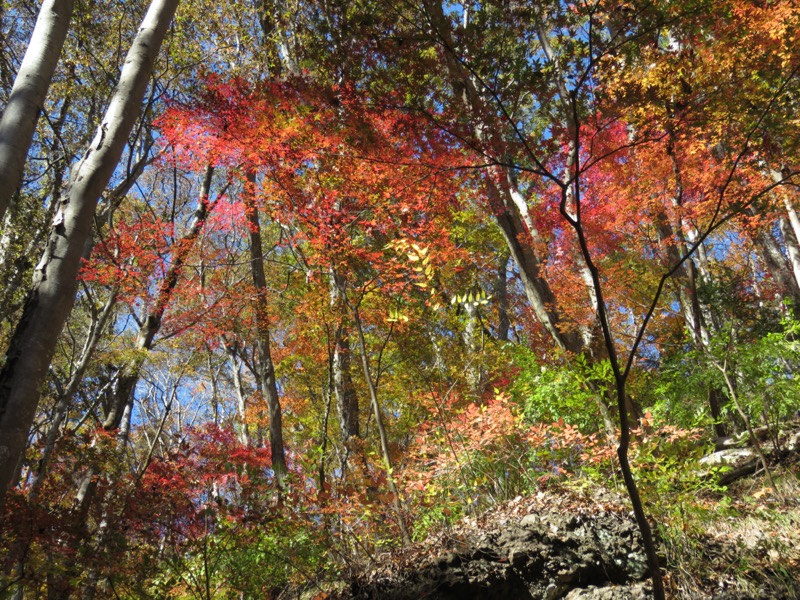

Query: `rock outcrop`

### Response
(350, 509, 651, 600)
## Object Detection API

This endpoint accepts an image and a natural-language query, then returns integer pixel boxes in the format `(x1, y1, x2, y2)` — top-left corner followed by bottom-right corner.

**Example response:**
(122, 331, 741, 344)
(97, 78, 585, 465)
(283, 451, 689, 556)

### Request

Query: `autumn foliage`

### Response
(3, 0, 800, 597)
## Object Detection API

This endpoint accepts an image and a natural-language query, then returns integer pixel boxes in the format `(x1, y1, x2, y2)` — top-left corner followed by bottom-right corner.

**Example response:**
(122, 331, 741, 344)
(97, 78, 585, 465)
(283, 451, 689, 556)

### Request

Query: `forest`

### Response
(1, 0, 799, 597)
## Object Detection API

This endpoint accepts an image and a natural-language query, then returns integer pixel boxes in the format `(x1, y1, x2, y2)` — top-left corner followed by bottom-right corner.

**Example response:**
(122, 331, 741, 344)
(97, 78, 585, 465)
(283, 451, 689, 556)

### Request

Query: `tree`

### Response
(0, 0, 179, 506)
(243, 172, 288, 480)
(0, 0, 75, 220)
(3, 0, 800, 595)
(282, 0, 799, 594)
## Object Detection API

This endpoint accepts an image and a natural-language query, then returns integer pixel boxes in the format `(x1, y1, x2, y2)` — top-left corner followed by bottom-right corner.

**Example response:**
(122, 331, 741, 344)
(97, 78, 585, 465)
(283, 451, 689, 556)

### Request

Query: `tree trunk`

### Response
(421, 0, 585, 355)
(782, 195, 800, 247)
(27, 288, 118, 502)
(748, 209, 800, 308)
(224, 339, 251, 445)
(333, 323, 359, 440)
(656, 206, 709, 348)
(0, 0, 179, 507)
(463, 300, 485, 397)
(496, 256, 510, 341)
(243, 173, 288, 481)
(330, 268, 360, 461)
(0, 0, 75, 220)
(254, 0, 299, 77)
(351, 303, 411, 546)
(490, 180, 583, 353)
(708, 386, 728, 439)
(779, 215, 800, 296)
(332, 320, 360, 477)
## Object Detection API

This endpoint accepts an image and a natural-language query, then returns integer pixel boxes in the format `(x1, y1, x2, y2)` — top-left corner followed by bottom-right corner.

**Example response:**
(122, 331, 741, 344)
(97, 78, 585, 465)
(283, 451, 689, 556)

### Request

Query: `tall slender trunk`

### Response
(0, 0, 179, 507)
(224, 339, 251, 445)
(243, 173, 288, 481)
(27, 288, 118, 502)
(318, 376, 333, 493)
(351, 303, 411, 546)
(329, 268, 360, 476)
(0, 0, 75, 219)
(496, 255, 510, 341)
(559, 163, 665, 600)
(539, 7, 661, 591)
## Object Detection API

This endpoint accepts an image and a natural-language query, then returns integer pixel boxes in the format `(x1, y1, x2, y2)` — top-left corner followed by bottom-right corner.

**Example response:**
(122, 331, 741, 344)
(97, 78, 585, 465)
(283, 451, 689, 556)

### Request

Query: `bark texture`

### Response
(330, 268, 360, 476)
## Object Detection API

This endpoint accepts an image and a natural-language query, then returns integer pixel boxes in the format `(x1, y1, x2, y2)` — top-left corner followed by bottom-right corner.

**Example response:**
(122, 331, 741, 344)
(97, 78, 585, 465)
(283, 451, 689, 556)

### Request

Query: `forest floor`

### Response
(309, 454, 800, 600)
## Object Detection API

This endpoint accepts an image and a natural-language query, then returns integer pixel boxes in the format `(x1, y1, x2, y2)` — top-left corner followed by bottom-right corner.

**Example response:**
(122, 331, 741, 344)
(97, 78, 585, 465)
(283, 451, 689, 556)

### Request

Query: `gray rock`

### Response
(351, 510, 651, 599)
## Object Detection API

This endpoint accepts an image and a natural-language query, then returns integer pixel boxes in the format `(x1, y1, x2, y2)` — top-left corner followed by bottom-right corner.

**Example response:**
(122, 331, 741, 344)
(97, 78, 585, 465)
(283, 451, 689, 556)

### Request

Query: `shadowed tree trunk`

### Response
(243, 172, 288, 481)
(496, 255, 510, 342)
(330, 268, 360, 476)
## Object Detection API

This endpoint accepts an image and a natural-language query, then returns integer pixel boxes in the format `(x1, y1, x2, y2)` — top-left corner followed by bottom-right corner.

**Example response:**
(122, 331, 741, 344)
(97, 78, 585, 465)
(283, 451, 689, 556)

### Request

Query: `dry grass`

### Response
(661, 461, 800, 599)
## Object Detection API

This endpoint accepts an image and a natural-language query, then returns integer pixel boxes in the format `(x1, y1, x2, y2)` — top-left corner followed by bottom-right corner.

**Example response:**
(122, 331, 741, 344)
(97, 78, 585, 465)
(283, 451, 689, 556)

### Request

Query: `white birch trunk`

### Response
(0, 0, 75, 220)
(0, 0, 179, 504)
